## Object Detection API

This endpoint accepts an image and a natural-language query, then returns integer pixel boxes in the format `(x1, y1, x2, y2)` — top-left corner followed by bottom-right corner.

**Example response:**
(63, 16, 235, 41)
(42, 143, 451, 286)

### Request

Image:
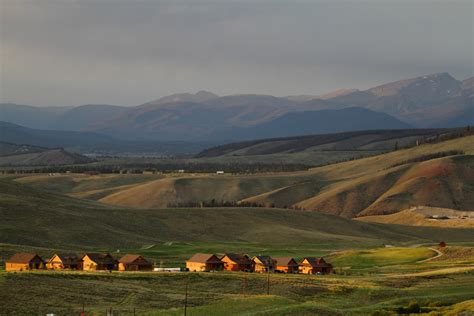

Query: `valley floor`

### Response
(1, 246, 474, 315)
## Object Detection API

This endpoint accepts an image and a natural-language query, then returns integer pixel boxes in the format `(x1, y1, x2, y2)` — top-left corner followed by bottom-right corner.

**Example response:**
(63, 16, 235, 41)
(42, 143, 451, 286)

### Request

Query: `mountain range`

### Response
(1, 73, 472, 142)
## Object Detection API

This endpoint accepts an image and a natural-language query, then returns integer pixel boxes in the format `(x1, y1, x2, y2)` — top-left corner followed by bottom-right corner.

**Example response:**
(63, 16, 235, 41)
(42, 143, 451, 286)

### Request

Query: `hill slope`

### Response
(65, 135, 474, 218)
(0, 148, 94, 166)
(209, 107, 411, 140)
(0, 142, 46, 156)
(197, 128, 452, 158)
(356, 206, 474, 228)
(0, 121, 211, 155)
(0, 121, 114, 148)
(1, 179, 473, 250)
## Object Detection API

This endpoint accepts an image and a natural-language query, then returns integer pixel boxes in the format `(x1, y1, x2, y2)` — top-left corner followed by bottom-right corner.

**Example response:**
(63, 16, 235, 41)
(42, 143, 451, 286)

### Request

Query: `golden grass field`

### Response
(15, 135, 474, 221)
(357, 206, 474, 228)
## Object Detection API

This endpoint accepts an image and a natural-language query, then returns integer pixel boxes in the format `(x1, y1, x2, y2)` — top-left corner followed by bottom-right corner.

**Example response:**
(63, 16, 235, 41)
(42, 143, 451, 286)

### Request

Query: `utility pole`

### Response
(266, 272, 270, 295)
(242, 274, 248, 296)
(184, 278, 189, 316)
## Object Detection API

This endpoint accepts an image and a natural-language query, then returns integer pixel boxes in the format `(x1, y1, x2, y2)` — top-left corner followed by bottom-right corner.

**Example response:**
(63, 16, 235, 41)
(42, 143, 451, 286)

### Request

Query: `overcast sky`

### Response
(1, 0, 473, 106)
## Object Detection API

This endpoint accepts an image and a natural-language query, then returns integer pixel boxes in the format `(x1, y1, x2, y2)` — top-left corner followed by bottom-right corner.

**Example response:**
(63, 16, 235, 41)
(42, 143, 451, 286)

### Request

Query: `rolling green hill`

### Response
(2, 178, 474, 254)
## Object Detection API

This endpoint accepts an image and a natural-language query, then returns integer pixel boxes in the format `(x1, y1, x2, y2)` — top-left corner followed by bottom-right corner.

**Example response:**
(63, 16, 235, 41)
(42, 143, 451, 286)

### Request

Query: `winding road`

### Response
(417, 247, 443, 263)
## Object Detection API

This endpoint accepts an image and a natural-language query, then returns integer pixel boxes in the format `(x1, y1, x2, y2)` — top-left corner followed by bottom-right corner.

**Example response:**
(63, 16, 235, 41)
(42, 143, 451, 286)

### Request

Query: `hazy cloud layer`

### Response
(1, 0, 473, 106)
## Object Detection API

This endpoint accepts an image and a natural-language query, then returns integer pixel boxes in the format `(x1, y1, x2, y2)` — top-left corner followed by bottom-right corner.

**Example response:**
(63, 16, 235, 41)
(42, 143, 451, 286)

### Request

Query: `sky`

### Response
(1, 0, 473, 107)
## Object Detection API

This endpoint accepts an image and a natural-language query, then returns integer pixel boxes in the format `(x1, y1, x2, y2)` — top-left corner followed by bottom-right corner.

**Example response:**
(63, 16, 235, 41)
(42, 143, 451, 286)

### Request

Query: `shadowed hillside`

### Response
(197, 128, 454, 157)
(0, 148, 94, 166)
(1, 179, 473, 251)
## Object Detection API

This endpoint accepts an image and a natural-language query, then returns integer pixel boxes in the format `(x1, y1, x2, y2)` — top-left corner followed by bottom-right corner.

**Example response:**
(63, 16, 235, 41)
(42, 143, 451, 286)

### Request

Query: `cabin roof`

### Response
(118, 254, 150, 265)
(82, 253, 116, 264)
(301, 257, 332, 267)
(253, 255, 274, 266)
(50, 253, 81, 264)
(273, 257, 298, 266)
(187, 253, 221, 264)
(221, 253, 251, 264)
(7, 253, 43, 264)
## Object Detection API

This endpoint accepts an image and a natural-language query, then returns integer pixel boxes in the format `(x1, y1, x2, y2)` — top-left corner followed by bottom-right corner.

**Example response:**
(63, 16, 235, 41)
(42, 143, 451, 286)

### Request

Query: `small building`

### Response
(81, 253, 117, 271)
(438, 241, 447, 248)
(118, 254, 153, 271)
(299, 257, 333, 275)
(252, 255, 275, 273)
(221, 253, 253, 272)
(47, 253, 82, 270)
(216, 171, 225, 175)
(186, 253, 224, 272)
(5, 253, 45, 271)
(274, 257, 299, 274)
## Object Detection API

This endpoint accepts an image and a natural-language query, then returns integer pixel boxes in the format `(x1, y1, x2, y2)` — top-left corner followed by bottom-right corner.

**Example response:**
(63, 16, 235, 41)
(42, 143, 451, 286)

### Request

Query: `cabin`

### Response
(81, 253, 117, 271)
(220, 253, 253, 272)
(252, 255, 275, 273)
(299, 257, 333, 275)
(186, 253, 224, 272)
(274, 257, 299, 274)
(118, 254, 153, 271)
(47, 253, 82, 270)
(5, 253, 45, 271)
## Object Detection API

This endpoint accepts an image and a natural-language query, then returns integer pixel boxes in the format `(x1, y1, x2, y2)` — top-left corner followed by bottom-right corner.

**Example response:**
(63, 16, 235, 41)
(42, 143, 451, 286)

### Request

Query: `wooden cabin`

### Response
(5, 253, 45, 271)
(252, 255, 275, 273)
(186, 253, 224, 272)
(220, 253, 253, 272)
(118, 254, 153, 271)
(81, 253, 117, 271)
(47, 253, 82, 270)
(299, 257, 333, 275)
(274, 257, 299, 273)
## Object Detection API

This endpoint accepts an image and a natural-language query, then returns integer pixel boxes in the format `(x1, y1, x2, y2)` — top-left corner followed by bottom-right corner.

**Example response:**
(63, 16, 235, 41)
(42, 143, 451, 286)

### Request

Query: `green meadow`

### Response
(1, 173, 474, 314)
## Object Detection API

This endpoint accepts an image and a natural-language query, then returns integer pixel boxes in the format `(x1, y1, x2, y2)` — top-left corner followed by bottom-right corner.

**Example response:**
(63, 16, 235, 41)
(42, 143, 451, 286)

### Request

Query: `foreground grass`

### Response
(1, 265, 474, 315)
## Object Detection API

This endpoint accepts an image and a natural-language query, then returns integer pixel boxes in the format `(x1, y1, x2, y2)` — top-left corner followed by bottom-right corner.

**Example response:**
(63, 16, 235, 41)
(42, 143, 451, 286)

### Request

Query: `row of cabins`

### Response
(187, 253, 333, 274)
(5, 253, 153, 272)
(5, 252, 333, 275)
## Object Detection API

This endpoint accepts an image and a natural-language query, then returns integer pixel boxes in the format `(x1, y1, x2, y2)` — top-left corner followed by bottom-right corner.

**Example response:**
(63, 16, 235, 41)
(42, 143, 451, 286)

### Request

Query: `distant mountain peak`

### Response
(149, 90, 219, 105)
(368, 72, 460, 97)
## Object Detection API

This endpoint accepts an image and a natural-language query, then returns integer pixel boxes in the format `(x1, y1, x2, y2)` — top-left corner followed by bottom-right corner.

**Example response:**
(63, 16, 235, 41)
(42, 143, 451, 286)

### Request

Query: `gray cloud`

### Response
(1, 0, 473, 106)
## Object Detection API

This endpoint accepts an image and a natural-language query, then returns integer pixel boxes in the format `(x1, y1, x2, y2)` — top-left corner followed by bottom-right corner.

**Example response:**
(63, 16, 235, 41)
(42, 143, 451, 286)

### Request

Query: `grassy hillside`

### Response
(44, 135, 474, 219)
(0, 141, 46, 156)
(2, 178, 474, 255)
(0, 148, 94, 166)
(356, 207, 474, 228)
(197, 129, 450, 157)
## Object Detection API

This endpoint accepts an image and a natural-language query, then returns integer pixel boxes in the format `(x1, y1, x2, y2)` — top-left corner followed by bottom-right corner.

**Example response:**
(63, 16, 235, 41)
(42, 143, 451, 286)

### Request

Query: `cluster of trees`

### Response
(167, 200, 311, 210)
(414, 126, 473, 147)
(167, 200, 272, 208)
